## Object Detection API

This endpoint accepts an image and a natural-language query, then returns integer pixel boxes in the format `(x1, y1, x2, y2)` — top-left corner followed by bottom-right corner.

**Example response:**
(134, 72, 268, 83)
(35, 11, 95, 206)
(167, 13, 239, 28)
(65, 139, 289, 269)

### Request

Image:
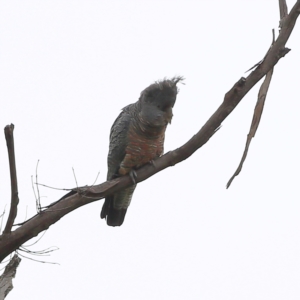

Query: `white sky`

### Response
(1, 1, 300, 299)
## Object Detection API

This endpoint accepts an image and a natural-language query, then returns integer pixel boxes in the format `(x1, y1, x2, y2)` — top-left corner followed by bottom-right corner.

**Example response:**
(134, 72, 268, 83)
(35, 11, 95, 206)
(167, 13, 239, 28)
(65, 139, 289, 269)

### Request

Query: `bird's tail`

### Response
(101, 197, 127, 226)
(100, 185, 136, 226)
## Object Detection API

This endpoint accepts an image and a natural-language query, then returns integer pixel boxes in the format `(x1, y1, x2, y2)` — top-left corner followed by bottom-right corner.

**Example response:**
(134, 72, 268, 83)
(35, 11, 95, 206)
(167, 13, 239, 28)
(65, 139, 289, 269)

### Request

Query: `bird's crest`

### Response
(141, 76, 185, 98)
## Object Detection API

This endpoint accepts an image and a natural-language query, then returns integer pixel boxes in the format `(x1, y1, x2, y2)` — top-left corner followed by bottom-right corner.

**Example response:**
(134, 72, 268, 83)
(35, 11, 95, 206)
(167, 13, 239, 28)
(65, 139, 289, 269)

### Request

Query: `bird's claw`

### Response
(149, 160, 157, 168)
(129, 170, 137, 184)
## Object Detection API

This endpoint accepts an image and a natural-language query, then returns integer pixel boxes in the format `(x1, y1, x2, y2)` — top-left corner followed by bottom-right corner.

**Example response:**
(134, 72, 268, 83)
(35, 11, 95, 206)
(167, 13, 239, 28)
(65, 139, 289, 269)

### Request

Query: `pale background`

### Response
(1, 1, 300, 299)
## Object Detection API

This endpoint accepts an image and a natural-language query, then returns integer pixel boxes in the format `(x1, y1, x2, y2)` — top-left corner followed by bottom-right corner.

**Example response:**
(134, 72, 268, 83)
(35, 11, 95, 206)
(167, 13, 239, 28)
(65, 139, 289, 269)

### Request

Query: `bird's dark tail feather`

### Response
(101, 197, 127, 227)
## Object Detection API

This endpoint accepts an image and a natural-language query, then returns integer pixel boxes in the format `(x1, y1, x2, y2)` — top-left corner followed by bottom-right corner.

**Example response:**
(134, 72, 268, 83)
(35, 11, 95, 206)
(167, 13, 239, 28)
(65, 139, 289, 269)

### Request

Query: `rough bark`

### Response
(0, 0, 299, 264)
(0, 255, 21, 299)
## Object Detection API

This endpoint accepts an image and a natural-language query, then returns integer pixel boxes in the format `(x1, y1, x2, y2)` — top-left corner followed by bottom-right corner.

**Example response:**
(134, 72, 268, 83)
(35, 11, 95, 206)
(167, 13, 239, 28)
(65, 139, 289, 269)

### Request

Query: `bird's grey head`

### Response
(138, 76, 184, 127)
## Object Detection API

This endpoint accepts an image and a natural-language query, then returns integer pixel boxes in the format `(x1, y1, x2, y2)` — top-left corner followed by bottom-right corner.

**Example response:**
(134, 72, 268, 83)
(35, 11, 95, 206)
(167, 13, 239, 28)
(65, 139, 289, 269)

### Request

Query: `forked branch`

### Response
(0, 1, 299, 263)
(227, 0, 291, 187)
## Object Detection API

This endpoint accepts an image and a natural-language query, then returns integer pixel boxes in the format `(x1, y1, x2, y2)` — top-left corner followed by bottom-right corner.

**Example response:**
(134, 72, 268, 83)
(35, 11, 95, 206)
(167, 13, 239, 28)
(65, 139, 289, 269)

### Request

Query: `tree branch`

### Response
(0, 0, 299, 263)
(0, 254, 21, 300)
(279, 0, 288, 28)
(227, 66, 274, 188)
(3, 125, 19, 234)
(226, 1, 292, 188)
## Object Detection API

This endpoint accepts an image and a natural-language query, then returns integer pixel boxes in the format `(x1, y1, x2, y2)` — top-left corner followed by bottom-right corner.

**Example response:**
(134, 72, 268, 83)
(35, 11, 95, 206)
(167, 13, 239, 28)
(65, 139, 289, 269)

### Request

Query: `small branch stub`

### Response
(3, 124, 19, 234)
(0, 0, 300, 263)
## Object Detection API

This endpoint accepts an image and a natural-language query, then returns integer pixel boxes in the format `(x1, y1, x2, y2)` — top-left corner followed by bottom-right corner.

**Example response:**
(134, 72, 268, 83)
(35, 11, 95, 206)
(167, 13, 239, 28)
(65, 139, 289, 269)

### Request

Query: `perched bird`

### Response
(101, 76, 183, 226)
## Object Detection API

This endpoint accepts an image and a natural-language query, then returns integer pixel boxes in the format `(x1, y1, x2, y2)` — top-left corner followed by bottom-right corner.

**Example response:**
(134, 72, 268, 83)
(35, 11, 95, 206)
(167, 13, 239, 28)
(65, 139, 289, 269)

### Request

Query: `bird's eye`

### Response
(157, 105, 161, 109)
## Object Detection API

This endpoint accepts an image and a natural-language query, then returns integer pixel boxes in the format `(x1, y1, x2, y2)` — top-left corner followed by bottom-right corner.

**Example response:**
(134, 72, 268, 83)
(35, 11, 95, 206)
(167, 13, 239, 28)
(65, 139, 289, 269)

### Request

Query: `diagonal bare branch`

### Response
(3, 125, 19, 234)
(0, 0, 299, 263)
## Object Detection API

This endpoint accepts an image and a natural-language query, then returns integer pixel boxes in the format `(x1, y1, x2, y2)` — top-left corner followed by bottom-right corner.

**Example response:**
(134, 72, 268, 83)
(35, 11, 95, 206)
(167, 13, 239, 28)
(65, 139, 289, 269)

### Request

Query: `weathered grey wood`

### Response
(0, 255, 21, 299)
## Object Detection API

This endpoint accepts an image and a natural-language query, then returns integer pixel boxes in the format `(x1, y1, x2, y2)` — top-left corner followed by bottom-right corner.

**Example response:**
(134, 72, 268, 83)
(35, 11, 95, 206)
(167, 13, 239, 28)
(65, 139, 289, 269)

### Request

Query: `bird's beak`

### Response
(166, 107, 173, 124)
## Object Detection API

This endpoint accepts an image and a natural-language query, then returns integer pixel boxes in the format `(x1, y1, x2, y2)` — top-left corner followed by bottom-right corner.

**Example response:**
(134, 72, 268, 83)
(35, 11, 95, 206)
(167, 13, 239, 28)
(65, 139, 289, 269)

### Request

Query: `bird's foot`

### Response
(129, 170, 137, 184)
(149, 159, 157, 168)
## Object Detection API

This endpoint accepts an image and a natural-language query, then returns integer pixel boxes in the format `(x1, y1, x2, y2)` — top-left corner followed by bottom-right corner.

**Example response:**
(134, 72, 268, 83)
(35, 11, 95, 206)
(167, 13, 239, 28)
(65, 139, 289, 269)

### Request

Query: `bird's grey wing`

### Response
(101, 104, 136, 225)
(106, 104, 133, 180)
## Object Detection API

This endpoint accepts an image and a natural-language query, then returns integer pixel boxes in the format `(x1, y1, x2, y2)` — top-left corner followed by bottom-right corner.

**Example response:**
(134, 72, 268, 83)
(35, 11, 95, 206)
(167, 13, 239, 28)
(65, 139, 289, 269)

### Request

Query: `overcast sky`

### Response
(1, 1, 300, 299)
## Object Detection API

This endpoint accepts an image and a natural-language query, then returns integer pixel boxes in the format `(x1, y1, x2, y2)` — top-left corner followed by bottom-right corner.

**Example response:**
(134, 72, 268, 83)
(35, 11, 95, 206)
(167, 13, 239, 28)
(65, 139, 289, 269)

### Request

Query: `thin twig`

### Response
(16, 250, 59, 265)
(22, 230, 48, 247)
(19, 246, 58, 256)
(72, 167, 79, 190)
(0, 254, 12, 265)
(0, 0, 299, 262)
(35, 182, 72, 191)
(91, 172, 100, 187)
(35, 160, 42, 213)
(23, 205, 28, 224)
(31, 175, 38, 205)
(3, 124, 19, 234)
